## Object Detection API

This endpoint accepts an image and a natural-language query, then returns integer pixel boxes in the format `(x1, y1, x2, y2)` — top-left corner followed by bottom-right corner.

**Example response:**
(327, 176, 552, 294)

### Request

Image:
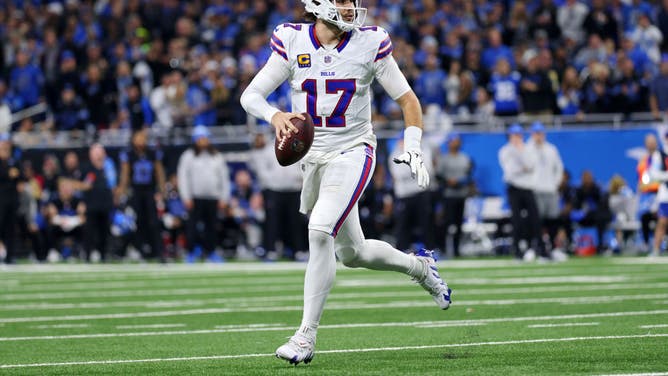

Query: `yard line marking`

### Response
(2, 293, 666, 314)
(0, 334, 666, 369)
(527, 322, 599, 328)
(597, 373, 668, 376)
(4, 281, 668, 304)
(1, 310, 667, 342)
(31, 324, 90, 329)
(612, 258, 668, 265)
(2, 299, 668, 324)
(4, 275, 638, 294)
(639, 324, 668, 329)
(115, 324, 185, 329)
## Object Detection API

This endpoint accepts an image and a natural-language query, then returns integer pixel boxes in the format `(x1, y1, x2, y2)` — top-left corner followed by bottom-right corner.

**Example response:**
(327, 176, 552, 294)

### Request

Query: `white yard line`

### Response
(4, 281, 668, 304)
(1, 310, 667, 342)
(2, 293, 666, 313)
(597, 373, 668, 376)
(31, 324, 90, 329)
(115, 324, 185, 329)
(1, 334, 666, 369)
(612, 258, 668, 265)
(639, 324, 668, 329)
(527, 322, 599, 328)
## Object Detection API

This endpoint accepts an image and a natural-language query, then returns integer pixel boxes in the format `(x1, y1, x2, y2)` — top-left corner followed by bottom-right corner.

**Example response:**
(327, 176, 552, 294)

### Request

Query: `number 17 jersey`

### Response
(270, 23, 394, 156)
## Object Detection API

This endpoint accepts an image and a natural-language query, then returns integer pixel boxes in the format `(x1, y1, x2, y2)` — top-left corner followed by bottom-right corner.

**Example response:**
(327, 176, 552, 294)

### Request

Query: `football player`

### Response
(240, 0, 451, 365)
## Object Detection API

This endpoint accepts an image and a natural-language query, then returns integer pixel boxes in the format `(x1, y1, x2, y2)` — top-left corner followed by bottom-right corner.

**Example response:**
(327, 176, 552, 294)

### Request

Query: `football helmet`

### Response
(301, 0, 367, 32)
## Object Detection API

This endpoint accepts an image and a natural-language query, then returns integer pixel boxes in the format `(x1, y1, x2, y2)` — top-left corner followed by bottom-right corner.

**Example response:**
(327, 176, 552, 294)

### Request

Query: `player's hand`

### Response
(183, 199, 193, 211)
(271, 112, 303, 141)
(393, 151, 430, 189)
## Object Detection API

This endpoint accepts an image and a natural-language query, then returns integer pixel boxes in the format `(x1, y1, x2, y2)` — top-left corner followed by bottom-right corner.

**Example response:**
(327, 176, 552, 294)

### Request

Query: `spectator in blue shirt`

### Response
(9, 48, 44, 109)
(186, 69, 216, 127)
(488, 58, 522, 116)
(650, 55, 668, 119)
(482, 28, 515, 71)
(557, 66, 584, 116)
(54, 85, 89, 131)
(414, 55, 447, 108)
(620, 34, 653, 77)
(622, 0, 654, 32)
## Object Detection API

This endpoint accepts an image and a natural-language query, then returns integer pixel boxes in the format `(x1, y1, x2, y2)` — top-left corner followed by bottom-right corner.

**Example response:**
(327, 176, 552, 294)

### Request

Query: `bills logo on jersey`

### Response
(297, 54, 311, 68)
(324, 55, 332, 64)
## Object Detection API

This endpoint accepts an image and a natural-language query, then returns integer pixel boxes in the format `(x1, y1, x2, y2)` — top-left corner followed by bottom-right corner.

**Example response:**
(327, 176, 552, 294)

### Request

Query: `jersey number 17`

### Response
(302, 79, 356, 127)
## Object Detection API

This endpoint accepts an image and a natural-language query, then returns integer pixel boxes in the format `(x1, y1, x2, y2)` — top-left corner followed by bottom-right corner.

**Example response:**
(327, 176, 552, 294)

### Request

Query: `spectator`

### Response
(557, 0, 589, 45)
(658, 0, 668, 51)
(574, 34, 608, 70)
(573, 170, 612, 253)
(16, 163, 45, 262)
(54, 84, 88, 131)
(488, 58, 522, 117)
(619, 35, 652, 78)
(123, 80, 154, 131)
(520, 51, 556, 119)
(414, 55, 447, 109)
(435, 133, 473, 257)
(0, 138, 20, 263)
(81, 64, 113, 128)
(0, 81, 11, 134)
(498, 124, 542, 260)
(504, 0, 530, 46)
(39, 154, 61, 204)
(650, 55, 668, 120)
(527, 122, 564, 257)
(630, 13, 663, 65)
(482, 29, 514, 71)
(118, 129, 167, 261)
(530, 0, 561, 41)
(623, 0, 654, 32)
(52, 50, 80, 107)
(9, 47, 44, 110)
(612, 57, 649, 115)
(227, 169, 264, 257)
(557, 66, 584, 116)
(389, 139, 435, 252)
(607, 175, 635, 253)
(62, 151, 82, 182)
(177, 126, 230, 263)
(46, 179, 85, 261)
(648, 131, 668, 257)
(557, 170, 578, 252)
(80, 143, 114, 262)
(583, 63, 614, 113)
(249, 132, 306, 260)
(583, 0, 619, 42)
(637, 133, 660, 252)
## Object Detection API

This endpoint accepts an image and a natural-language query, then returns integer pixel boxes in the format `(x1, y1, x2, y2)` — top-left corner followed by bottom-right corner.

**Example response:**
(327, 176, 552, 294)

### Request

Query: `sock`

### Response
(298, 229, 336, 342)
(340, 239, 425, 279)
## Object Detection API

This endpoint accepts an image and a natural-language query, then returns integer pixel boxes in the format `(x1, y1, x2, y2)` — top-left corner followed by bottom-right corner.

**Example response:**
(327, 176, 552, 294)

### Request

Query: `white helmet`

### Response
(301, 0, 367, 32)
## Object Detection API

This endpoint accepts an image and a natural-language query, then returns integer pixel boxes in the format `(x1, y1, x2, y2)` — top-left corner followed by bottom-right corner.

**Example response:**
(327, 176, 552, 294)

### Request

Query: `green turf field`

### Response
(0, 258, 667, 375)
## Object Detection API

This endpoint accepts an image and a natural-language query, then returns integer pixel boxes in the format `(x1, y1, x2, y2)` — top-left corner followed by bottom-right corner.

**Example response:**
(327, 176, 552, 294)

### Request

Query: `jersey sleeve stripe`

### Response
(374, 44, 393, 61)
(271, 34, 285, 48)
(379, 36, 391, 50)
(270, 43, 288, 60)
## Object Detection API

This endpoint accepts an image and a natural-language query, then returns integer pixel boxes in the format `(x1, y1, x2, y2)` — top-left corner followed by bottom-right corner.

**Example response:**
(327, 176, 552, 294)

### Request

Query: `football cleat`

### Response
(275, 335, 315, 365)
(413, 249, 452, 310)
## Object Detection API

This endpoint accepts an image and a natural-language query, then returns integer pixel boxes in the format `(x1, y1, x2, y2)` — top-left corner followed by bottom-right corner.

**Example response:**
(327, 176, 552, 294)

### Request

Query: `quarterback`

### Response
(240, 0, 451, 365)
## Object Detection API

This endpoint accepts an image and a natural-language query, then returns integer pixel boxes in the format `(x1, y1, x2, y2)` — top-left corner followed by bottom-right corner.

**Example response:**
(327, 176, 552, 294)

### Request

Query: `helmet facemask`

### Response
(302, 0, 367, 32)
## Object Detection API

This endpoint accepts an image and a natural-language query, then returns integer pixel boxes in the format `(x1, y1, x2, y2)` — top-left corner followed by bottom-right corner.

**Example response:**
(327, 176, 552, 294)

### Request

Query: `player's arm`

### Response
(117, 151, 130, 197)
(375, 55, 430, 189)
(154, 151, 166, 196)
(240, 54, 303, 140)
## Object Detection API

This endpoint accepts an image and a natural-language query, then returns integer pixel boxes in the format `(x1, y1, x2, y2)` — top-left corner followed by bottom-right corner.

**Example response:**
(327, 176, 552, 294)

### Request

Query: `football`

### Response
(275, 112, 315, 166)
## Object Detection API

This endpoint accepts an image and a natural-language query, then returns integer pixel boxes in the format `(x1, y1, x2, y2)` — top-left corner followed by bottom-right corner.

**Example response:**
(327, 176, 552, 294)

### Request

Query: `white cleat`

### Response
(414, 249, 452, 310)
(275, 335, 315, 365)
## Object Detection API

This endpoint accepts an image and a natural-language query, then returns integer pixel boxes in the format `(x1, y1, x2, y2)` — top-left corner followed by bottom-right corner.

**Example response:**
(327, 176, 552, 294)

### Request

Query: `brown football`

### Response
(275, 112, 315, 166)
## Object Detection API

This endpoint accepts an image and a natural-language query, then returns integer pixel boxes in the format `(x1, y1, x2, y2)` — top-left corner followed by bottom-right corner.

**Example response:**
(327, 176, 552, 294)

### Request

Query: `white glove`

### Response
(393, 126, 430, 189)
(393, 150, 430, 189)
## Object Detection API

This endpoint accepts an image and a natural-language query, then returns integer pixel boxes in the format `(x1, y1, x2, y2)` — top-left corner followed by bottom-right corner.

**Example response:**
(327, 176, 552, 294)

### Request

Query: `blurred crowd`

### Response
(2, 0, 668, 136)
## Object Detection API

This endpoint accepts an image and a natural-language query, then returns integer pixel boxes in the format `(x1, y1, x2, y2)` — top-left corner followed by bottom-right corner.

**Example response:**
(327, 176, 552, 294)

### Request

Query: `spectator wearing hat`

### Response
(177, 125, 231, 262)
(54, 84, 88, 131)
(527, 122, 564, 255)
(650, 54, 668, 120)
(499, 124, 542, 260)
(435, 133, 473, 257)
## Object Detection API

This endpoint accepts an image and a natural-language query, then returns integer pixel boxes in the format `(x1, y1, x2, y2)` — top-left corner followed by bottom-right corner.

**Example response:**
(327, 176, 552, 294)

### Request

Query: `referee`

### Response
(118, 129, 166, 261)
(498, 124, 542, 260)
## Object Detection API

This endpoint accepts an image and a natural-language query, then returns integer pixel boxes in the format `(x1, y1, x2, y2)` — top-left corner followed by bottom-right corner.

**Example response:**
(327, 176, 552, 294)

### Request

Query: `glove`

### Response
(393, 150, 430, 189)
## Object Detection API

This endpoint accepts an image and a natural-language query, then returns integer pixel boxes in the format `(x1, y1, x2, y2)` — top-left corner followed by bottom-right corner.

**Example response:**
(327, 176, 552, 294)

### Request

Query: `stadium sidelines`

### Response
(4, 281, 668, 303)
(1, 309, 667, 341)
(1, 334, 667, 369)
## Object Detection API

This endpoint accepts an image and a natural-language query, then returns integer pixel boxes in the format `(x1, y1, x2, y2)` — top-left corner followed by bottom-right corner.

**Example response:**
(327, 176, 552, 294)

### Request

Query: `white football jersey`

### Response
(270, 23, 395, 157)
